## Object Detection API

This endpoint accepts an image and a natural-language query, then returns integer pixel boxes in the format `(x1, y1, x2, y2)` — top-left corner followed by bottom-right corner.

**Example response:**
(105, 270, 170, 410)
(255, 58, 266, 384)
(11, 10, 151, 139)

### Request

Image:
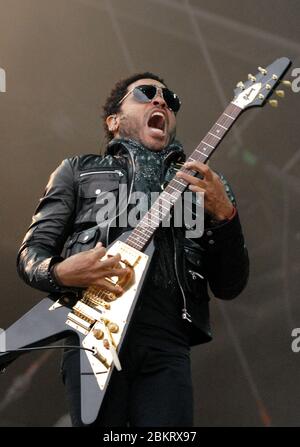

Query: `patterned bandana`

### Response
(108, 138, 184, 216)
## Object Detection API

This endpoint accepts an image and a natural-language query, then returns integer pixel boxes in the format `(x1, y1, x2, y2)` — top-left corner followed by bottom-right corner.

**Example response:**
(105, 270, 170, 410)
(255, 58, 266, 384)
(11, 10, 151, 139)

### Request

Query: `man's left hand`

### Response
(176, 161, 234, 221)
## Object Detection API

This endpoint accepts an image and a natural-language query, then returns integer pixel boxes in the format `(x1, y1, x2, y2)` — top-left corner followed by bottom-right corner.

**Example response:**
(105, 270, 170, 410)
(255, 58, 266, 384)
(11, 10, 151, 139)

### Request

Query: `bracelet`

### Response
(49, 263, 64, 289)
(225, 206, 237, 221)
(210, 206, 237, 226)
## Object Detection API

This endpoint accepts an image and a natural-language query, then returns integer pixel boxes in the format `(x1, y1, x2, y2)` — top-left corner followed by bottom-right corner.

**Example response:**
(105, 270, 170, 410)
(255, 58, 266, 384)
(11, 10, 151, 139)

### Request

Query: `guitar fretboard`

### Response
(125, 102, 243, 251)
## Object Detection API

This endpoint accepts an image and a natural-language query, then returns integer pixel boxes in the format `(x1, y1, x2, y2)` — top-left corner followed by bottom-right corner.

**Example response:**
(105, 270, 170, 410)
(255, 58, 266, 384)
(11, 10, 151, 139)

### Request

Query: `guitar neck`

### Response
(125, 102, 243, 252)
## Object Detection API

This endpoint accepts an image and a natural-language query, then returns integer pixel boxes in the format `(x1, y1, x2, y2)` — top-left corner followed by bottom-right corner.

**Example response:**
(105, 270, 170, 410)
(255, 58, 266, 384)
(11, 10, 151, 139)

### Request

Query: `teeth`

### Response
(148, 111, 166, 133)
(151, 112, 165, 118)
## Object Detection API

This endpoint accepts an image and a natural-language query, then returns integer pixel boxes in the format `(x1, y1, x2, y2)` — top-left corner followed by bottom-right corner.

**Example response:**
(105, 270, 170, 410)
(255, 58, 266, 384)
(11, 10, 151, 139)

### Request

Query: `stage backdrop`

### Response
(0, 0, 299, 426)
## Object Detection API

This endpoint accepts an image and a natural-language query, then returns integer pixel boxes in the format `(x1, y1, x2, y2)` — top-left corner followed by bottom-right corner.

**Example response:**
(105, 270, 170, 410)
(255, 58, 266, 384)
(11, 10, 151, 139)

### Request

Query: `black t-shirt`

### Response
(129, 227, 190, 352)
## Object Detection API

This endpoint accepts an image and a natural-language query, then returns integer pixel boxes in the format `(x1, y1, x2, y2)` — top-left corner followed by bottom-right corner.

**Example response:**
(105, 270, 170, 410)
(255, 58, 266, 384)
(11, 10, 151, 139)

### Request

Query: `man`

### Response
(17, 72, 249, 427)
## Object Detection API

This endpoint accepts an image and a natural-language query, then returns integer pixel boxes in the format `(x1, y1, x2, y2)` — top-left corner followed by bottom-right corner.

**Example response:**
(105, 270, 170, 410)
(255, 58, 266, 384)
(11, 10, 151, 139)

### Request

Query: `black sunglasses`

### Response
(118, 84, 181, 113)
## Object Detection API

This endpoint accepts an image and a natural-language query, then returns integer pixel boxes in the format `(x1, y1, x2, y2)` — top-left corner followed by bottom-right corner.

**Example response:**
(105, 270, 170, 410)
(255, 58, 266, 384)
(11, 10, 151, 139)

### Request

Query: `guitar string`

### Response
(75, 78, 278, 303)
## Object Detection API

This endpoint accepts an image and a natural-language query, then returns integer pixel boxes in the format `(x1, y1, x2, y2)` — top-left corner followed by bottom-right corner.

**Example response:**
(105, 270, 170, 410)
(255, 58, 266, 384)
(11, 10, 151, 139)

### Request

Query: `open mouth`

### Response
(147, 111, 166, 134)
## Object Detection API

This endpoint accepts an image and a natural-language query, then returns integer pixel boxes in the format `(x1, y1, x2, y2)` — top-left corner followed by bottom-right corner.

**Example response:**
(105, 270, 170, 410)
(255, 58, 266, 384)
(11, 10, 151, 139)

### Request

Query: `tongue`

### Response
(148, 127, 164, 136)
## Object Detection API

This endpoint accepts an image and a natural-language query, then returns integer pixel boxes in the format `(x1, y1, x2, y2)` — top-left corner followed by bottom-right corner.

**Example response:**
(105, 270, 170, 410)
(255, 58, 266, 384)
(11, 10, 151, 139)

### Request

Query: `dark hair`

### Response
(102, 71, 166, 141)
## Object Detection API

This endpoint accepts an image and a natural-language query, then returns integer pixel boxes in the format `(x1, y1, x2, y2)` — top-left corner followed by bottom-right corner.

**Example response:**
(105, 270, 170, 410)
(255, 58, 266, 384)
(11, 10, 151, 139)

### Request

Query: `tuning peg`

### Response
(236, 81, 245, 90)
(248, 74, 256, 82)
(258, 66, 267, 75)
(269, 99, 278, 108)
(281, 80, 292, 88)
(275, 90, 285, 98)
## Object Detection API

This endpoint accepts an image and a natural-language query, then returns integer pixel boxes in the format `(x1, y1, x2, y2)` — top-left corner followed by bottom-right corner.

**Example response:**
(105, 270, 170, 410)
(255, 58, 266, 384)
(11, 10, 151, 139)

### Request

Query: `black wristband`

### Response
(48, 262, 64, 290)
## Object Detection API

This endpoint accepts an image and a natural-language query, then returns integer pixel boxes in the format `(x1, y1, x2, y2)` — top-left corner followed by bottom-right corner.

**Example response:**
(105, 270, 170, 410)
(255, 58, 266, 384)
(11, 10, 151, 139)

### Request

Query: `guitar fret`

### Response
(134, 227, 151, 241)
(138, 226, 153, 235)
(155, 201, 170, 212)
(145, 212, 161, 224)
(224, 113, 235, 120)
(126, 238, 141, 250)
(150, 208, 166, 221)
(168, 184, 180, 193)
(208, 132, 221, 140)
(195, 148, 209, 157)
(201, 141, 214, 149)
(173, 178, 186, 187)
(159, 195, 173, 207)
(163, 190, 178, 203)
(135, 228, 148, 242)
(141, 216, 159, 227)
(216, 123, 228, 130)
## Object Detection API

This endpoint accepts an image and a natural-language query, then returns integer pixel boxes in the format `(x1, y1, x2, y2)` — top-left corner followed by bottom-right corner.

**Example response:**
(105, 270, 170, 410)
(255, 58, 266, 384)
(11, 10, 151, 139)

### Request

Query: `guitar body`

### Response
(0, 231, 155, 425)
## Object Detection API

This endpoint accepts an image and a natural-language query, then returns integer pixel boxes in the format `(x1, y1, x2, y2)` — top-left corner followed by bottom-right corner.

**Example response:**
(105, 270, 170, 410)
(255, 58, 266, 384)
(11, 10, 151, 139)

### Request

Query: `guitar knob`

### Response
(103, 339, 110, 350)
(248, 74, 256, 82)
(275, 90, 285, 98)
(107, 322, 119, 333)
(258, 66, 267, 75)
(93, 329, 104, 340)
(269, 99, 278, 108)
(236, 81, 245, 90)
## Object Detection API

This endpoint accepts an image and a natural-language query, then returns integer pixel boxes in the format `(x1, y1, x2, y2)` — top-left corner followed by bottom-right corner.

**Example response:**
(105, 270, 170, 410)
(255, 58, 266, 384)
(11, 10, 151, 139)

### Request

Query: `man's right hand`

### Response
(53, 242, 128, 295)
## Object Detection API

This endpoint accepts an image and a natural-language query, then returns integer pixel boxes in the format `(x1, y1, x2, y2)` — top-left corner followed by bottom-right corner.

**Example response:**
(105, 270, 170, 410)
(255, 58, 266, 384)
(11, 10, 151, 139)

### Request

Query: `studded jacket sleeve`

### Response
(16, 158, 76, 295)
(192, 174, 249, 300)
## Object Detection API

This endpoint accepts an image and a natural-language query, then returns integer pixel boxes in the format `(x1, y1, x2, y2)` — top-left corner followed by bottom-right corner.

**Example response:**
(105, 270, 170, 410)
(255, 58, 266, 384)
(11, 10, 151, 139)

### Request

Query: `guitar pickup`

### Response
(66, 302, 103, 335)
(72, 301, 103, 322)
(66, 313, 90, 335)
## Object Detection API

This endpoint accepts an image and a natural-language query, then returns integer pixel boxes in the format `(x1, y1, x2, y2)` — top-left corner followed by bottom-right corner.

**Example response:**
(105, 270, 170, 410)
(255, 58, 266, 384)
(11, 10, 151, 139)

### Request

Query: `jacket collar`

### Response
(106, 138, 185, 166)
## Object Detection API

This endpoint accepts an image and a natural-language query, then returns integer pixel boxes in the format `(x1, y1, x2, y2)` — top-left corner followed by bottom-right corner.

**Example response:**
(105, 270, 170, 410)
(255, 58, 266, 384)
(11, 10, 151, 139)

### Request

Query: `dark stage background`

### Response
(0, 0, 299, 427)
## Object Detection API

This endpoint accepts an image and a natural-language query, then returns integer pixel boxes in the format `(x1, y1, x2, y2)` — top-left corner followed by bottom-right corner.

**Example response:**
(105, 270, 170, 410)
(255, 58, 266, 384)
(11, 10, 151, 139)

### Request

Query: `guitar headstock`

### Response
(232, 57, 292, 110)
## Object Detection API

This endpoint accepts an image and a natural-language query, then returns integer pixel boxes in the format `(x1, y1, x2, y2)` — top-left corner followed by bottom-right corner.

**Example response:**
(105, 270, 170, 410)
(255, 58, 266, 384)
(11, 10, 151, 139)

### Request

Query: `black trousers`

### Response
(61, 339, 194, 427)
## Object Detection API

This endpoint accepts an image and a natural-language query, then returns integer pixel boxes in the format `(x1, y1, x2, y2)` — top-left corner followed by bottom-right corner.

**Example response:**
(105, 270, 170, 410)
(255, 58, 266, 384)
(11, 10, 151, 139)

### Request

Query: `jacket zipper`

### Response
(189, 270, 204, 280)
(105, 152, 136, 246)
(172, 226, 192, 323)
(102, 147, 192, 323)
(80, 170, 124, 177)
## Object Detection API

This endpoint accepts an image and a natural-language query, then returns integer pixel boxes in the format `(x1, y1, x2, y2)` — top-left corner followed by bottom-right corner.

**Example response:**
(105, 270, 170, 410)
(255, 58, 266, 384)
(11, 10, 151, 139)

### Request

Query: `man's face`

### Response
(112, 78, 177, 151)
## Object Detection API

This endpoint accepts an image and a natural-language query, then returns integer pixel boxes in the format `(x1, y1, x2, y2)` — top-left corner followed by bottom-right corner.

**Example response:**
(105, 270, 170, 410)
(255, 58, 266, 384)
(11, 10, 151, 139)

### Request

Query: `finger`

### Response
(92, 278, 124, 295)
(92, 242, 106, 258)
(188, 185, 206, 194)
(97, 267, 129, 278)
(176, 171, 207, 188)
(98, 254, 122, 269)
(183, 161, 213, 181)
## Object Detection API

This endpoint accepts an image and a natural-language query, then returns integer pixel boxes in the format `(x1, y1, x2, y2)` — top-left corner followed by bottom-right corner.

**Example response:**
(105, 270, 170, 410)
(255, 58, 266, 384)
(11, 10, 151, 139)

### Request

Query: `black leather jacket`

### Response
(17, 139, 249, 345)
